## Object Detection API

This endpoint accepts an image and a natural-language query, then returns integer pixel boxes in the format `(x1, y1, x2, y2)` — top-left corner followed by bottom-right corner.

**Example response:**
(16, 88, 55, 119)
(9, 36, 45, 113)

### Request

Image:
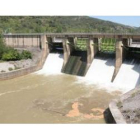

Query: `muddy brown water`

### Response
(0, 74, 122, 123)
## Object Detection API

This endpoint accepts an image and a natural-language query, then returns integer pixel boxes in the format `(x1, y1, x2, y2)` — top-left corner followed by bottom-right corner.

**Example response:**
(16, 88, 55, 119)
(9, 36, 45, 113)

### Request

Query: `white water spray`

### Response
(113, 59, 140, 91)
(84, 53, 140, 92)
(35, 53, 63, 75)
(85, 57, 115, 83)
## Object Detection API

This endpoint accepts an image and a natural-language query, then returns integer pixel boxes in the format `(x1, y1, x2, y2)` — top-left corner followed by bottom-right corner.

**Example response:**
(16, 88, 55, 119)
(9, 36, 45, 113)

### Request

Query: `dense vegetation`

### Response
(0, 16, 138, 33)
(100, 38, 116, 52)
(76, 39, 88, 51)
(0, 34, 32, 61)
(76, 38, 116, 52)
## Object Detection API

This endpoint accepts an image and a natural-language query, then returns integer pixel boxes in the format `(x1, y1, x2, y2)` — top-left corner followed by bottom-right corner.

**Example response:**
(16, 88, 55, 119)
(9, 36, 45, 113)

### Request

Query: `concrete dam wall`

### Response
(4, 34, 41, 48)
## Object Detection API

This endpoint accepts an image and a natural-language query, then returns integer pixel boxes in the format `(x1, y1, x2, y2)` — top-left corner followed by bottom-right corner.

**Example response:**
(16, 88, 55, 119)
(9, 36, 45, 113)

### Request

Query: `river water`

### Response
(0, 53, 122, 123)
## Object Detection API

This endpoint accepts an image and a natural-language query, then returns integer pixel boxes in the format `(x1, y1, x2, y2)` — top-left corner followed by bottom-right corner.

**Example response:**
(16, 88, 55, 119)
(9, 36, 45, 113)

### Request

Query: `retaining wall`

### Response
(4, 35, 41, 48)
(0, 48, 48, 80)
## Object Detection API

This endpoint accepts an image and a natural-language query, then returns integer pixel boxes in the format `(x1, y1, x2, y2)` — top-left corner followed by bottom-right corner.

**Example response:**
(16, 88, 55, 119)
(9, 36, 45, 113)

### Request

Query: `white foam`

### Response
(85, 57, 115, 83)
(113, 59, 140, 91)
(35, 52, 140, 93)
(35, 53, 63, 75)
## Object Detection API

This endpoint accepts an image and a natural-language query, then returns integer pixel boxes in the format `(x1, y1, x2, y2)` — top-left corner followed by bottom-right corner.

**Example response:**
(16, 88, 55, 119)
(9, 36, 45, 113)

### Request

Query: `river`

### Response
(0, 73, 122, 123)
(0, 53, 122, 123)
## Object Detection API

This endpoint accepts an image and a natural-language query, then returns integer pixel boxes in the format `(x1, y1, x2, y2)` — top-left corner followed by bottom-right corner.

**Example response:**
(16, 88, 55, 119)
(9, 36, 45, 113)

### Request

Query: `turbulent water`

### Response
(1, 51, 140, 123)
(113, 55, 140, 91)
(86, 53, 115, 84)
(85, 52, 140, 92)
(0, 52, 122, 123)
(36, 53, 64, 75)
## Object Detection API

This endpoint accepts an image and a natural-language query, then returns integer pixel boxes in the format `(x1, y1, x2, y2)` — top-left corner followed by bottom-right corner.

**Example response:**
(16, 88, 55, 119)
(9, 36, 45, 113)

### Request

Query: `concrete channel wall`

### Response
(0, 34, 49, 80)
(4, 34, 41, 48)
(0, 48, 48, 80)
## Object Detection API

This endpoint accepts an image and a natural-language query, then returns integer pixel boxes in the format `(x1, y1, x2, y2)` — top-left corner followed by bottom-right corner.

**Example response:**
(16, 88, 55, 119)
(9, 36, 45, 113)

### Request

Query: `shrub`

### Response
(21, 50, 32, 59)
(1, 70, 5, 73)
(2, 49, 21, 61)
(8, 67, 13, 71)
(0, 34, 6, 59)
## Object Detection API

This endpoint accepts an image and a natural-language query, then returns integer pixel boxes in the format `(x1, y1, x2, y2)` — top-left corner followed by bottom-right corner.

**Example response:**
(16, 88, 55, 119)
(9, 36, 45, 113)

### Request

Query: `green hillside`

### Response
(0, 16, 138, 33)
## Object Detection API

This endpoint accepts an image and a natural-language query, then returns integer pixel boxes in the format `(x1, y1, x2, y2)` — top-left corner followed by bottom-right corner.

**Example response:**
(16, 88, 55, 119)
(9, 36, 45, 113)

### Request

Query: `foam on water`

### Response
(35, 52, 140, 93)
(82, 53, 123, 93)
(113, 59, 140, 91)
(80, 53, 140, 93)
(85, 57, 115, 83)
(35, 53, 64, 75)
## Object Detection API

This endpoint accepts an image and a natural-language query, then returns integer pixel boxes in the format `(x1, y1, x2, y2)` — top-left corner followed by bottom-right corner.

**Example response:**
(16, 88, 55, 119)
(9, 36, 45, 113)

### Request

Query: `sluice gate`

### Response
(62, 38, 88, 76)
(62, 51, 87, 76)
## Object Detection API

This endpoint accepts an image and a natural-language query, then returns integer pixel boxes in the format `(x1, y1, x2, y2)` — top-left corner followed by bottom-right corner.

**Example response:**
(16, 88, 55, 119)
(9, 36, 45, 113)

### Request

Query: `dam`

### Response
(1, 33, 140, 123)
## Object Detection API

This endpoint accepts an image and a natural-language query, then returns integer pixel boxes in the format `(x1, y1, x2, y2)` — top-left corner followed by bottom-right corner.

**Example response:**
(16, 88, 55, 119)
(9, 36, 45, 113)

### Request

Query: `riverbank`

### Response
(107, 86, 140, 124)
(0, 47, 42, 73)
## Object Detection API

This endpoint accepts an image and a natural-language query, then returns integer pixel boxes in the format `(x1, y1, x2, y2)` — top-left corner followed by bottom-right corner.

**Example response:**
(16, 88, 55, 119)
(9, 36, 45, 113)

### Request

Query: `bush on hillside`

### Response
(21, 50, 32, 59)
(0, 33, 6, 59)
(2, 49, 21, 61)
(0, 33, 32, 61)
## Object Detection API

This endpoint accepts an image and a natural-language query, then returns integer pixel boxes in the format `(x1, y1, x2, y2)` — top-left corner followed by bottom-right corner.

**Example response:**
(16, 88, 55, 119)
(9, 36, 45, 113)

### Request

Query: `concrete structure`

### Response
(0, 34, 49, 80)
(3, 33, 140, 80)
(87, 37, 99, 68)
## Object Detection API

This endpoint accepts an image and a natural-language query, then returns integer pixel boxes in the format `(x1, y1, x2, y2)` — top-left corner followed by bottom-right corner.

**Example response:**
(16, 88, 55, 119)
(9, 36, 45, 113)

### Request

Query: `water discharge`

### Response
(113, 56, 140, 91)
(86, 53, 115, 83)
(35, 53, 64, 75)
(0, 51, 140, 123)
(84, 52, 140, 93)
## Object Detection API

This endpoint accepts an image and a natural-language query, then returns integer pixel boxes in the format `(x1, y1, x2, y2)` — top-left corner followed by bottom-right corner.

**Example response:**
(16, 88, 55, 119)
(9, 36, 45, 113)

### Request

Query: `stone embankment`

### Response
(105, 86, 140, 124)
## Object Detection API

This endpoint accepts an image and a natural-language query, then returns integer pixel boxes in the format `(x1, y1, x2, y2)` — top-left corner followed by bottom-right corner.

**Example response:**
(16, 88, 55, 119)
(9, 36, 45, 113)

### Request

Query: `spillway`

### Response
(85, 53, 115, 84)
(35, 53, 63, 75)
(113, 53, 140, 91)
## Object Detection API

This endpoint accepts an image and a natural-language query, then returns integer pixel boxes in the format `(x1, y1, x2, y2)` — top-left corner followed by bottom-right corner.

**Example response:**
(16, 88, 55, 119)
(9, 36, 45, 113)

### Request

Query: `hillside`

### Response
(0, 16, 138, 33)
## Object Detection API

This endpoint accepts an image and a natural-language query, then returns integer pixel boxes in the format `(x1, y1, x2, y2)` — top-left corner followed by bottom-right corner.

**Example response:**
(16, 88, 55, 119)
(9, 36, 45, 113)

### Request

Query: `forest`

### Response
(0, 16, 138, 33)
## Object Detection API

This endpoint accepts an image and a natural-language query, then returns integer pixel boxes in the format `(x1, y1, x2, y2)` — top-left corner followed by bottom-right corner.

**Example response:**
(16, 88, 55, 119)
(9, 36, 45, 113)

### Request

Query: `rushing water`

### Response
(113, 54, 140, 91)
(36, 53, 64, 75)
(86, 53, 115, 84)
(0, 52, 140, 123)
(0, 53, 122, 123)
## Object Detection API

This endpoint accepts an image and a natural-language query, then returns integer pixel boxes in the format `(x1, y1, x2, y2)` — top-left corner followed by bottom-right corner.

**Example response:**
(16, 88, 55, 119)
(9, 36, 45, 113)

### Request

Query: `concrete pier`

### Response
(112, 38, 123, 82)
(87, 37, 99, 65)
(62, 38, 71, 68)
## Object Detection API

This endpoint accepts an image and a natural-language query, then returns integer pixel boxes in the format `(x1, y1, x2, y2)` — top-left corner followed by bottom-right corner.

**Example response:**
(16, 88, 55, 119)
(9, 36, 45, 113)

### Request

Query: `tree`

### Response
(0, 33, 6, 59)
